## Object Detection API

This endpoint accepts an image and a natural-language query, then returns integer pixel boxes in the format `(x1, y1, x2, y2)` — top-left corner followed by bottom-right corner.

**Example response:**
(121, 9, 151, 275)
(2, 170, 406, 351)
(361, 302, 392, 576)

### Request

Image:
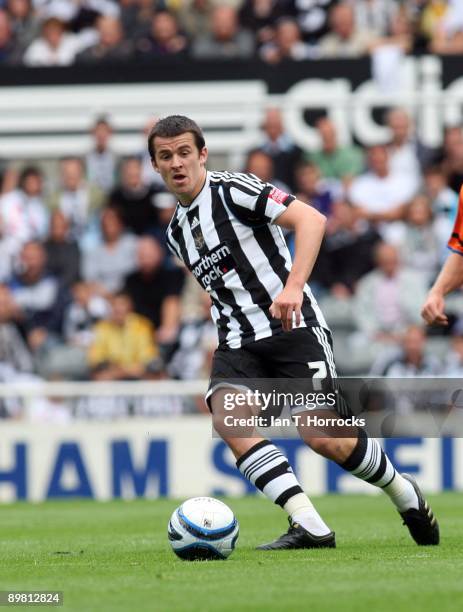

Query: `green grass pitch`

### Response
(1, 493, 462, 612)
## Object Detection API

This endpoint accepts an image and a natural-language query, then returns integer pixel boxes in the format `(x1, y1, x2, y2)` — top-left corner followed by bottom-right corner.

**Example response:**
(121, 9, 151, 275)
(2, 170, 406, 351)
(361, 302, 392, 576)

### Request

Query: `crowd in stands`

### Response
(1, 1, 463, 67)
(2, 101, 463, 417)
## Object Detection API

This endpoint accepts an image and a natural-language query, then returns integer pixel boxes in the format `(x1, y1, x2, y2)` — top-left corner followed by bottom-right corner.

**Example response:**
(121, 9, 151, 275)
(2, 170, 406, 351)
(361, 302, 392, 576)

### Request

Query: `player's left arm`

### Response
(272, 199, 326, 331)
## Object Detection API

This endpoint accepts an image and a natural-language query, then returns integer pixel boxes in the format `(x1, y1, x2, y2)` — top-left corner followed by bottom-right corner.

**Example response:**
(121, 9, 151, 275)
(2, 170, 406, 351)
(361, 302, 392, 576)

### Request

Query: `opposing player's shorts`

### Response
(206, 326, 349, 417)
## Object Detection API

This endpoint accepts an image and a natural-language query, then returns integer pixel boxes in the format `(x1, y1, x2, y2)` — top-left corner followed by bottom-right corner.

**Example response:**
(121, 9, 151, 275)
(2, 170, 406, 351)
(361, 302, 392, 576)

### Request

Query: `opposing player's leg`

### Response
(208, 380, 335, 549)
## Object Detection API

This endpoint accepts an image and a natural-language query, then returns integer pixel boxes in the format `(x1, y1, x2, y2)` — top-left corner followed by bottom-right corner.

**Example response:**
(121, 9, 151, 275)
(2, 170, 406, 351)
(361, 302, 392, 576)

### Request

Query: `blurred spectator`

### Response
(287, 0, 336, 42)
(354, 242, 427, 343)
(8, 240, 69, 350)
(371, 325, 440, 377)
(77, 15, 132, 62)
(167, 292, 216, 380)
(86, 116, 117, 193)
(430, 0, 463, 54)
(257, 107, 302, 191)
(109, 156, 166, 236)
(88, 291, 160, 381)
(308, 117, 364, 188)
(350, 0, 398, 38)
(0, 218, 15, 282)
(140, 117, 167, 189)
(384, 194, 441, 283)
(63, 280, 108, 349)
(442, 325, 463, 375)
(124, 236, 184, 343)
(260, 16, 312, 62)
(0, 283, 34, 375)
(294, 161, 333, 217)
(386, 108, 422, 189)
(23, 14, 97, 66)
(6, 0, 39, 60)
(349, 145, 418, 227)
(318, 2, 376, 58)
(244, 148, 290, 192)
(423, 164, 459, 261)
(177, 0, 212, 39)
(49, 156, 104, 239)
(0, 166, 49, 252)
(44, 209, 81, 288)
(82, 207, 137, 294)
(239, 0, 285, 47)
(192, 5, 253, 59)
(312, 200, 380, 295)
(136, 10, 188, 57)
(441, 125, 463, 195)
(0, 8, 15, 62)
(120, 0, 153, 40)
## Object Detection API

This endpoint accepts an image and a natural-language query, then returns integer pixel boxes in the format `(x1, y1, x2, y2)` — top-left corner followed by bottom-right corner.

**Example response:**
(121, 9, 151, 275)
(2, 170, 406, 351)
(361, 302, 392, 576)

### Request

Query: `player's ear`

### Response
(199, 146, 208, 166)
(151, 158, 160, 173)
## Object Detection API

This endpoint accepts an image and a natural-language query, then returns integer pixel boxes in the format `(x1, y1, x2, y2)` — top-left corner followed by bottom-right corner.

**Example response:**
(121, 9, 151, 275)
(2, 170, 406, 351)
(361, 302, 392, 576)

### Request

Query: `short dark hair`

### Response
(147, 115, 205, 160)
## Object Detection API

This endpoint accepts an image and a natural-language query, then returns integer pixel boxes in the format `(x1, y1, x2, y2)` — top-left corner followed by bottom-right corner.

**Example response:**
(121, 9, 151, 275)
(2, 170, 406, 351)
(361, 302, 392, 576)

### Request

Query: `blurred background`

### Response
(0, 0, 463, 501)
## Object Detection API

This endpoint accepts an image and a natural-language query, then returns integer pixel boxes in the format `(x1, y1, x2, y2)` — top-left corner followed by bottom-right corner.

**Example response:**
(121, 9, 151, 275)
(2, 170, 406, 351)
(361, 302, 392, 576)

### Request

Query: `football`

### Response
(168, 497, 239, 561)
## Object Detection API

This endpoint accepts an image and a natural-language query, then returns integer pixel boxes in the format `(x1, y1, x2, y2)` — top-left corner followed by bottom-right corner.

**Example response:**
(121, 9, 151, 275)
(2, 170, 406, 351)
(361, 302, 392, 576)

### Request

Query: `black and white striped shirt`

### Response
(166, 170, 328, 349)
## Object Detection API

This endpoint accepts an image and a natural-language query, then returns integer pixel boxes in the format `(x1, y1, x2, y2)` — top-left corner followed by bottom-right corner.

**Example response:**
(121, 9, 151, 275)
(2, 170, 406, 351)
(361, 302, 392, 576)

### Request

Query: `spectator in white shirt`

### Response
(86, 115, 117, 193)
(349, 144, 418, 231)
(0, 166, 49, 253)
(386, 108, 421, 192)
(23, 14, 97, 66)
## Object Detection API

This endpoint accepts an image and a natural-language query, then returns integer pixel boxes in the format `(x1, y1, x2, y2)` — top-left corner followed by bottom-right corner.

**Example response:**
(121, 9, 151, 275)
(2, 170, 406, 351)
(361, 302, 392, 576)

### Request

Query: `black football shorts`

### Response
(206, 326, 348, 417)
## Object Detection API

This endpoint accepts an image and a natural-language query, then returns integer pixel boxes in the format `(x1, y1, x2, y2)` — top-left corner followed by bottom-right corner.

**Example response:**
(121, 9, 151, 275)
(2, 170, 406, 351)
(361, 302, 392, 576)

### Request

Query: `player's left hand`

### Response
(269, 286, 303, 331)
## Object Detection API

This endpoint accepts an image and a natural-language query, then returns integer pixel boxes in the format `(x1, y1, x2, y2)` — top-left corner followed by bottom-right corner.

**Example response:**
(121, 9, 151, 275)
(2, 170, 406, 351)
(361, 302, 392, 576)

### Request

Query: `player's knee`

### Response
(306, 436, 338, 458)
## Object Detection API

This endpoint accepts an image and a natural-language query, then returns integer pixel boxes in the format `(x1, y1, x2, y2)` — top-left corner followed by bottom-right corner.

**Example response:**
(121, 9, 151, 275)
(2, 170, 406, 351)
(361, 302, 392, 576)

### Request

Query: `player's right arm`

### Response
(422, 187, 463, 326)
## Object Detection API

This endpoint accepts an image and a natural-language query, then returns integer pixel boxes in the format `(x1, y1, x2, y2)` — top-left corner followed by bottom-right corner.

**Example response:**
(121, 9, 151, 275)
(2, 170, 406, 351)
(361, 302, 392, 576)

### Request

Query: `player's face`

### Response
(152, 133, 208, 204)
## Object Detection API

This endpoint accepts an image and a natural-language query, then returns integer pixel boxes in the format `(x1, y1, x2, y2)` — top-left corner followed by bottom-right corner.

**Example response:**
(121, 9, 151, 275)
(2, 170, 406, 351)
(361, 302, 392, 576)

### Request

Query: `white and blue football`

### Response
(168, 497, 239, 561)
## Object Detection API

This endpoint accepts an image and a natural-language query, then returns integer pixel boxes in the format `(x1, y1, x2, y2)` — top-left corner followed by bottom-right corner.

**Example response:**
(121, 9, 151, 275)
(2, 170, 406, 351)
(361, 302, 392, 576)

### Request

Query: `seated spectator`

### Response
(371, 325, 440, 378)
(44, 210, 81, 288)
(308, 117, 364, 192)
(124, 236, 184, 343)
(257, 107, 302, 191)
(311, 200, 380, 296)
(294, 161, 333, 217)
(287, 0, 336, 42)
(260, 17, 312, 62)
(318, 2, 376, 58)
(88, 291, 161, 381)
(0, 218, 15, 283)
(120, 0, 153, 40)
(49, 156, 104, 239)
(140, 116, 167, 189)
(349, 144, 418, 229)
(8, 240, 69, 351)
(0, 9, 15, 63)
(354, 242, 427, 344)
(86, 115, 117, 193)
(351, 0, 398, 38)
(82, 207, 137, 295)
(423, 165, 459, 262)
(244, 148, 290, 192)
(384, 195, 441, 283)
(386, 108, 422, 189)
(23, 14, 97, 66)
(7, 0, 40, 58)
(109, 156, 167, 236)
(77, 14, 132, 62)
(442, 325, 463, 376)
(0, 283, 34, 375)
(441, 125, 463, 195)
(136, 10, 188, 57)
(192, 5, 254, 59)
(63, 281, 109, 350)
(239, 0, 286, 47)
(0, 166, 49, 252)
(430, 0, 463, 54)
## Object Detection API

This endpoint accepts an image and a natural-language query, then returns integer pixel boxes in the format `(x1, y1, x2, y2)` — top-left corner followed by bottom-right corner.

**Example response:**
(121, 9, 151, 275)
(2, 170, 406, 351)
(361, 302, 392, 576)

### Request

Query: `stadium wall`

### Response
(0, 419, 461, 502)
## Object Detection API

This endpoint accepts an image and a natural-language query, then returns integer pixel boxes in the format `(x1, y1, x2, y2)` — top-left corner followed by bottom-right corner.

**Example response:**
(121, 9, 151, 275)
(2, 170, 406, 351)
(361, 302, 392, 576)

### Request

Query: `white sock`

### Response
(284, 492, 332, 536)
(383, 473, 419, 512)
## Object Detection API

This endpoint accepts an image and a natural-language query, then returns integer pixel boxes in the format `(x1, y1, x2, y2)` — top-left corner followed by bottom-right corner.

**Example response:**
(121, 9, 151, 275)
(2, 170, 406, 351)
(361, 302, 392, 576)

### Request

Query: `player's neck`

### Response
(178, 168, 207, 207)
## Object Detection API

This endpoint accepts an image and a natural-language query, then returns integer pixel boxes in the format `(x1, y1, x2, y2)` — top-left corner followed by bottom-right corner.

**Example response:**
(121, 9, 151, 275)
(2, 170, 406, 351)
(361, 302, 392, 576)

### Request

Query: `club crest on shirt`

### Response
(190, 217, 206, 253)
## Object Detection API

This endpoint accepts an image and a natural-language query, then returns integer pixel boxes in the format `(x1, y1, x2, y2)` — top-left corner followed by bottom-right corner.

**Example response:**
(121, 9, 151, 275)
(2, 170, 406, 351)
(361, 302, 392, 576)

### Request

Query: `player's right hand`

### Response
(421, 292, 448, 326)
